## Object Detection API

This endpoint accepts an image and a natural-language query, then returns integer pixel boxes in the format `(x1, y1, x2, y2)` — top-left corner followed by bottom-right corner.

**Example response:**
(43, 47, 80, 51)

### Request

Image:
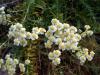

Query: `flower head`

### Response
(52, 58, 61, 65)
(25, 59, 30, 65)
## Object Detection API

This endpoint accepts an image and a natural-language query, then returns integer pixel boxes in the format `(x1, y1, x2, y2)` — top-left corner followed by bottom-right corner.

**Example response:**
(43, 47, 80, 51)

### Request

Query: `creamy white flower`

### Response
(51, 18, 59, 25)
(66, 36, 71, 41)
(8, 31, 14, 38)
(20, 39, 27, 47)
(83, 48, 88, 52)
(6, 66, 13, 73)
(14, 32, 20, 38)
(70, 33, 75, 38)
(71, 44, 78, 51)
(45, 31, 53, 37)
(48, 52, 54, 60)
(80, 56, 86, 63)
(82, 48, 88, 57)
(8, 68, 15, 75)
(48, 25, 57, 32)
(0, 6, 5, 11)
(65, 41, 71, 50)
(86, 30, 93, 36)
(26, 32, 32, 39)
(5, 54, 10, 59)
(9, 25, 16, 31)
(56, 22, 63, 30)
(0, 59, 4, 64)
(81, 32, 87, 37)
(31, 33, 38, 40)
(15, 23, 23, 29)
(6, 58, 13, 65)
(84, 52, 88, 57)
(20, 28, 26, 33)
(32, 27, 39, 34)
(14, 59, 19, 64)
(86, 55, 93, 61)
(70, 26, 77, 33)
(90, 51, 95, 57)
(64, 29, 70, 36)
(19, 63, 25, 72)
(71, 38, 78, 43)
(53, 50, 61, 58)
(75, 34, 81, 41)
(25, 59, 30, 65)
(19, 33, 26, 38)
(54, 38, 62, 45)
(14, 39, 20, 45)
(52, 58, 61, 65)
(48, 36, 55, 42)
(38, 28, 46, 34)
(84, 25, 90, 30)
(45, 40, 52, 48)
(54, 30, 63, 37)
(59, 42, 66, 51)
(63, 23, 70, 28)
(76, 52, 82, 59)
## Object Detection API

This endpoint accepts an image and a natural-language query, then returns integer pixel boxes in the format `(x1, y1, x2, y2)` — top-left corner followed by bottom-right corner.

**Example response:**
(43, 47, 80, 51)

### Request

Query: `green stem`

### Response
(22, 1, 31, 24)
(0, 39, 9, 49)
(26, 65, 29, 75)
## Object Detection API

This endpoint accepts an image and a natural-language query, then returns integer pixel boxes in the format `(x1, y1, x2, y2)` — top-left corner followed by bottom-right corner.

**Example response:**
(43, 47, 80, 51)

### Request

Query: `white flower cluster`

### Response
(8, 23, 46, 47)
(0, 54, 30, 75)
(46, 19, 94, 65)
(0, 6, 11, 25)
(76, 48, 95, 65)
(48, 50, 61, 65)
(19, 59, 30, 73)
(0, 54, 18, 75)
(45, 18, 81, 51)
(81, 25, 93, 37)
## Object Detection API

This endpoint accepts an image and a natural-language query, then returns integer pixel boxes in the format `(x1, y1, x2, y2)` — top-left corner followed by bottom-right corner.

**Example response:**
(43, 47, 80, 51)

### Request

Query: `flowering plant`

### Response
(46, 19, 95, 65)
(1, 16, 95, 75)
(8, 18, 95, 66)
(0, 54, 30, 75)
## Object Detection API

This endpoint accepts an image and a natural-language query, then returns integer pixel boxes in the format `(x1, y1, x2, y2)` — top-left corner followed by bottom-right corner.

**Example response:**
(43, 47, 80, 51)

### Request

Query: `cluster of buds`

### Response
(7, 18, 95, 66)
(48, 50, 61, 65)
(45, 19, 81, 52)
(8, 23, 46, 47)
(0, 54, 30, 75)
(0, 6, 11, 25)
(46, 19, 95, 65)
(81, 25, 93, 37)
(76, 48, 95, 65)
